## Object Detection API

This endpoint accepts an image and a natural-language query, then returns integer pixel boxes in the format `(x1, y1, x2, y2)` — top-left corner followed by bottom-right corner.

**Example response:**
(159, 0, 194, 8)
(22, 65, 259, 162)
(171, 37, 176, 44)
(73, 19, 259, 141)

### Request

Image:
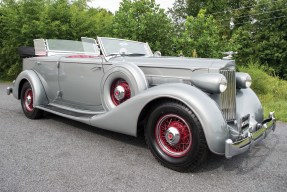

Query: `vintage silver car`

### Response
(7, 37, 276, 172)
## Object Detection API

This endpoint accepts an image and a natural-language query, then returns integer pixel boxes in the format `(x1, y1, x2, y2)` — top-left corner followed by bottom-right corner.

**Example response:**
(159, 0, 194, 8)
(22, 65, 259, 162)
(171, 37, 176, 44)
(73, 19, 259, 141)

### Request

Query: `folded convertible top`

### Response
(18, 46, 35, 58)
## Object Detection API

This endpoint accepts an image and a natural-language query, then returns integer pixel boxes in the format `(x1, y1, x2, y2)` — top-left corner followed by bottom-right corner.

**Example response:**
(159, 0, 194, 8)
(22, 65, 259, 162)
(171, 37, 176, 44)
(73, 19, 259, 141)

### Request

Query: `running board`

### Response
(37, 105, 104, 124)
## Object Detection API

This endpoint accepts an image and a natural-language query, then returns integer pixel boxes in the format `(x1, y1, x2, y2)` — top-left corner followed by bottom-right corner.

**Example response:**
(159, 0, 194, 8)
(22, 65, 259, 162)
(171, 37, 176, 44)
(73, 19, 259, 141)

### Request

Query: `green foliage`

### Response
(0, 0, 113, 80)
(112, 0, 174, 55)
(170, 0, 287, 80)
(167, 0, 187, 31)
(174, 9, 228, 58)
(232, 0, 287, 79)
(239, 62, 287, 121)
(186, 0, 228, 17)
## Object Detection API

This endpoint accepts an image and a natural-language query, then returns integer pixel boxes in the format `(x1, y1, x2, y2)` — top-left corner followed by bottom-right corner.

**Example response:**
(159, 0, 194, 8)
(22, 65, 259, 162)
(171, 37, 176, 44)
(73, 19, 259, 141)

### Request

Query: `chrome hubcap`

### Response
(26, 95, 32, 105)
(110, 78, 131, 106)
(165, 127, 180, 145)
(114, 85, 125, 101)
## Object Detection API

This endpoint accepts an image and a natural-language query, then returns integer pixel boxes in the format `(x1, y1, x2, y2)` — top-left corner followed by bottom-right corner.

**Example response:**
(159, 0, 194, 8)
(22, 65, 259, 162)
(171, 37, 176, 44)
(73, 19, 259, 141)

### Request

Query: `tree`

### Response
(231, 0, 287, 78)
(112, 0, 174, 55)
(176, 9, 224, 58)
(168, 0, 187, 30)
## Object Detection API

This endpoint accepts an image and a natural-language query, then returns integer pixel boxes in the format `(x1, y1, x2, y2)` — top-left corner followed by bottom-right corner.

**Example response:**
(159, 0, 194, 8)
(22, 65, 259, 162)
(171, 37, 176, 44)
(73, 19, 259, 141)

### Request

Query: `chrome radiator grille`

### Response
(220, 69, 236, 121)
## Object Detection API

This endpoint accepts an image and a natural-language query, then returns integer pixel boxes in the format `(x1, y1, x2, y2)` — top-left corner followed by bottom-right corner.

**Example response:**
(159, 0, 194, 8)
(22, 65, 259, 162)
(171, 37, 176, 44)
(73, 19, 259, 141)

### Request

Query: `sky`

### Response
(88, 0, 175, 13)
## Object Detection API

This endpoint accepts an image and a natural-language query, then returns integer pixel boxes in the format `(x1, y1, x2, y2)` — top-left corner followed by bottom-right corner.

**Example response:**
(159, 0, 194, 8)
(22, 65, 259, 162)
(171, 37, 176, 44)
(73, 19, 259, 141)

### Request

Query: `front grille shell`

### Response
(220, 69, 236, 121)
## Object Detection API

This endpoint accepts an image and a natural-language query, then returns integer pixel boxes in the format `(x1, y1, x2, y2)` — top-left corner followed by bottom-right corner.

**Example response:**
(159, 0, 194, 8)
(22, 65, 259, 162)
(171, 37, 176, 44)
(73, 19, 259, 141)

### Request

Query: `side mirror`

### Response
(153, 51, 161, 57)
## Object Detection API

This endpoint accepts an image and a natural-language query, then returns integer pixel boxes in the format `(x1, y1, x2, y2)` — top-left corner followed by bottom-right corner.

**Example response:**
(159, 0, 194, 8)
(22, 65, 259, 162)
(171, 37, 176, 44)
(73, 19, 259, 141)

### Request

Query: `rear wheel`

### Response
(20, 81, 43, 119)
(145, 101, 208, 172)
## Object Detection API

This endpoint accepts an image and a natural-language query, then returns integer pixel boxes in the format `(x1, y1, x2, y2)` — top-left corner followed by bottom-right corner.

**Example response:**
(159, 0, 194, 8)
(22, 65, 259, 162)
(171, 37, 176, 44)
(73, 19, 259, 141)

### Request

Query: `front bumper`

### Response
(6, 87, 13, 95)
(225, 112, 276, 159)
(6, 80, 15, 95)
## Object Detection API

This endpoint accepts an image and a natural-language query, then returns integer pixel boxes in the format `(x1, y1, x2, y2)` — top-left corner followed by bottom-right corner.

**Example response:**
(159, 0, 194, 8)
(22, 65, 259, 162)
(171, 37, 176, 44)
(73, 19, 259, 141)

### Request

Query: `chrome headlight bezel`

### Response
(236, 72, 252, 89)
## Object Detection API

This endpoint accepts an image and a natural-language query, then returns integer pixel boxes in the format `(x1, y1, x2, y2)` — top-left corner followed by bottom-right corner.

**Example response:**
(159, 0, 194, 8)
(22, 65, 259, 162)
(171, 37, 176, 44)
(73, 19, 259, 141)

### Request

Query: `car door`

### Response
(58, 57, 104, 110)
(34, 57, 59, 102)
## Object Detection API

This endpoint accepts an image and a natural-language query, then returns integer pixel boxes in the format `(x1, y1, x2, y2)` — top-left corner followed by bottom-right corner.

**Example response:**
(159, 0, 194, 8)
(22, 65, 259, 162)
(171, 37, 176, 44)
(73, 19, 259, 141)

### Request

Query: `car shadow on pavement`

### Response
(44, 112, 147, 149)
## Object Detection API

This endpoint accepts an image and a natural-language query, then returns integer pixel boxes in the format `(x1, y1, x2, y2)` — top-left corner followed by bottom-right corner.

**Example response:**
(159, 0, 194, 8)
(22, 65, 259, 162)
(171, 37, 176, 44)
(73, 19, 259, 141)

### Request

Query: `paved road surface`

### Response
(0, 83, 286, 192)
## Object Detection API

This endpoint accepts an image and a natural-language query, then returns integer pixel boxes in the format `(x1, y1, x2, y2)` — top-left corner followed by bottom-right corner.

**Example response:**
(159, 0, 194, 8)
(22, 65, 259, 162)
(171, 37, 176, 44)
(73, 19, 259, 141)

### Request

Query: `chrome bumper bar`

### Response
(225, 112, 276, 159)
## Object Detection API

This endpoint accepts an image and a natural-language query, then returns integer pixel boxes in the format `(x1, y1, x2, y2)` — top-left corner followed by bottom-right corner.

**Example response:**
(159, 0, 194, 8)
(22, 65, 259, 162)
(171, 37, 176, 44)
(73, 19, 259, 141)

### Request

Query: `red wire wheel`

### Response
(20, 81, 43, 119)
(145, 101, 208, 172)
(23, 88, 34, 112)
(155, 114, 192, 157)
(110, 78, 131, 106)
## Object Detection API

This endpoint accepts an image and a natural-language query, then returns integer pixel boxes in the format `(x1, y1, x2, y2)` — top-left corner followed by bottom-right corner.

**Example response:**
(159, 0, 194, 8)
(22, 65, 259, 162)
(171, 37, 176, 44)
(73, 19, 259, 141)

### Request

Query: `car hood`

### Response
(109, 56, 235, 70)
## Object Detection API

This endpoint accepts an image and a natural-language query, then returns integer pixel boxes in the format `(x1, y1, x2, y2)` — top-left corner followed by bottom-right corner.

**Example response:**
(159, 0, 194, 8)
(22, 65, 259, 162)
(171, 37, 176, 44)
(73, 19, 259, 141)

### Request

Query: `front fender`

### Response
(13, 70, 49, 107)
(236, 88, 264, 128)
(90, 83, 228, 155)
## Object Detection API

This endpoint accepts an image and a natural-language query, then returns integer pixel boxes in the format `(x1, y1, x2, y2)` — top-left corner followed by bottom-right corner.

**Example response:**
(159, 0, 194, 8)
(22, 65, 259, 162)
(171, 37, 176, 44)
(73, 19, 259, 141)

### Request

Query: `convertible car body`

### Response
(7, 37, 276, 172)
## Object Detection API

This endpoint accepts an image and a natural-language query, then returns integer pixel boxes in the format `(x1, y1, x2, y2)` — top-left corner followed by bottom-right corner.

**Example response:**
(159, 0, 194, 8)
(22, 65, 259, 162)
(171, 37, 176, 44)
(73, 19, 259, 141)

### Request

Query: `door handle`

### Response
(91, 66, 102, 71)
(36, 61, 42, 65)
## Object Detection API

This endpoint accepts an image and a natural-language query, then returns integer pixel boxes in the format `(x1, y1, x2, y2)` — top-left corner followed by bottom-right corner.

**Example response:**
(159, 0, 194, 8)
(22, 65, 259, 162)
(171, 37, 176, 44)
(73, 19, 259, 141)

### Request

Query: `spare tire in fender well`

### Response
(101, 63, 148, 111)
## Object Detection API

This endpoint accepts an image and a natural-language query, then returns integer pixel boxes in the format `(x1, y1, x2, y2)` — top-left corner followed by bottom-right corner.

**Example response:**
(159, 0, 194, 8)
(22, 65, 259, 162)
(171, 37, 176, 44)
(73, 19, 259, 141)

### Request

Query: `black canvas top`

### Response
(18, 46, 35, 58)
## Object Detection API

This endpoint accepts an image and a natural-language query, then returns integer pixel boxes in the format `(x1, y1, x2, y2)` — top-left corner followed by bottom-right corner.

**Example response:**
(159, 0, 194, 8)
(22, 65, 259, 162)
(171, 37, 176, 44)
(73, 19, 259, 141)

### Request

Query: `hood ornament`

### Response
(222, 51, 237, 60)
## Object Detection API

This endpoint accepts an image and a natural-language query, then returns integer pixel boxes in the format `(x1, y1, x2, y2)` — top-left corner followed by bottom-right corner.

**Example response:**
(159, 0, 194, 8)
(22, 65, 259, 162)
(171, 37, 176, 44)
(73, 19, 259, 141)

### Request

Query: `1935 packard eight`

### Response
(7, 37, 276, 172)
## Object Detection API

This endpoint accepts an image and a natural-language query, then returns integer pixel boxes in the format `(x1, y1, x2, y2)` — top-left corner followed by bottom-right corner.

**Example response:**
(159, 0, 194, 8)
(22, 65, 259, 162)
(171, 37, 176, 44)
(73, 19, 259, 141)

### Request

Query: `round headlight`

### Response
(245, 79, 252, 88)
(219, 76, 227, 92)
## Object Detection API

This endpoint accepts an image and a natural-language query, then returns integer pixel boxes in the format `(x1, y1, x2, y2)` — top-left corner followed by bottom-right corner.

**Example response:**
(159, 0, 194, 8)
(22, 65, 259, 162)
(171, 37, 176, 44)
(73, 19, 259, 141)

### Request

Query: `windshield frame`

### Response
(97, 37, 153, 59)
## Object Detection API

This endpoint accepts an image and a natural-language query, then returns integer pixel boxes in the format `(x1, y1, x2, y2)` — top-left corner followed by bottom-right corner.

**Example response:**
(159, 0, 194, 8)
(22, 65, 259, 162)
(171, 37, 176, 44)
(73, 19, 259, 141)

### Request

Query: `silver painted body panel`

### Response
(59, 57, 104, 108)
(10, 38, 275, 156)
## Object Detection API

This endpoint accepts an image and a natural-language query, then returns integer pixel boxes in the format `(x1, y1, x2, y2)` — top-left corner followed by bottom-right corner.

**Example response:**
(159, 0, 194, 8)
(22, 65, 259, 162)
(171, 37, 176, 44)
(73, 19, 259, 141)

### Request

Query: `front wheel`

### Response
(20, 81, 43, 119)
(145, 101, 208, 172)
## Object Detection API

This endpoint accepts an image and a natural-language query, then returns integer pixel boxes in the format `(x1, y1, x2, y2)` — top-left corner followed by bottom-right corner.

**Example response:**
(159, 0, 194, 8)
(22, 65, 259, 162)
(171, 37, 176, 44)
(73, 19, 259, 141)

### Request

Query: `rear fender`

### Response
(13, 70, 49, 107)
(90, 83, 228, 155)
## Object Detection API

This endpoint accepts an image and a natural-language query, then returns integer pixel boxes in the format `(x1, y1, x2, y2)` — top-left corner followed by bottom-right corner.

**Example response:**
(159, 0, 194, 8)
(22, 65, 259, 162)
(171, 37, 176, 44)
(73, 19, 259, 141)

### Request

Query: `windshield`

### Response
(46, 39, 100, 55)
(98, 37, 153, 57)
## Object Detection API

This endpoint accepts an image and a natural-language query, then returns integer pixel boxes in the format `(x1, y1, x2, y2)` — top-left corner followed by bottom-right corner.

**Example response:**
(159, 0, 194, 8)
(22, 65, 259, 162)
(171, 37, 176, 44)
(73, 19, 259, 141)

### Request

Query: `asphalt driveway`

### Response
(0, 83, 286, 192)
